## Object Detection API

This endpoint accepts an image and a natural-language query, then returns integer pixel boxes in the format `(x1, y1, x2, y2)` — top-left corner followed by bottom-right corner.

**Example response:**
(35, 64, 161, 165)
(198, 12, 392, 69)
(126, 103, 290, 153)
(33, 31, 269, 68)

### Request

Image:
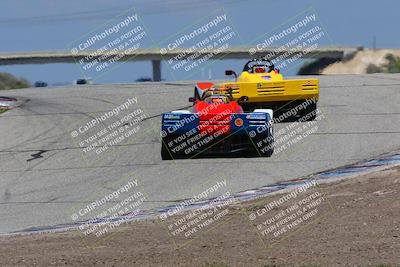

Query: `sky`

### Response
(0, 0, 398, 85)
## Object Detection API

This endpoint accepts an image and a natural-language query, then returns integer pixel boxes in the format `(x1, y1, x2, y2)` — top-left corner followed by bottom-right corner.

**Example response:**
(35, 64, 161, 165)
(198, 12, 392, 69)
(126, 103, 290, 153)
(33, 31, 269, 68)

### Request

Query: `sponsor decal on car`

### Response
(164, 114, 181, 119)
(234, 118, 244, 127)
(246, 113, 266, 120)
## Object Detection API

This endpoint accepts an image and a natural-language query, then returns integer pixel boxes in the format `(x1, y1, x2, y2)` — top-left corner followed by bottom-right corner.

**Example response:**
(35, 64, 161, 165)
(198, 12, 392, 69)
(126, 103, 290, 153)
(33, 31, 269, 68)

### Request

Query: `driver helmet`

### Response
(211, 98, 224, 103)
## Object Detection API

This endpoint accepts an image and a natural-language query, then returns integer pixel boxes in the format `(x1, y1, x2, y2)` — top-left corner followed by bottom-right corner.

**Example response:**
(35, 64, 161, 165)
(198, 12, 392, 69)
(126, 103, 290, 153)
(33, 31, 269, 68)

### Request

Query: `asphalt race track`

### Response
(1, 74, 400, 234)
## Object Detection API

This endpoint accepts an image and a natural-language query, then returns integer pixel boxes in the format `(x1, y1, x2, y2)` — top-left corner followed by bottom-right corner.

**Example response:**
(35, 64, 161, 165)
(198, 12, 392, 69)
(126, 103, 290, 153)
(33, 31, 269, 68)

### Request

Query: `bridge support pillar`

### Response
(152, 60, 161, 82)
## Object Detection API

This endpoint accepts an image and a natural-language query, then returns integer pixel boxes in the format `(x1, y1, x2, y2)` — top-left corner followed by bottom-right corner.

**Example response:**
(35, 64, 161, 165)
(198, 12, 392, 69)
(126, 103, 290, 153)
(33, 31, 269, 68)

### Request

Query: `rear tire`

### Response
(161, 140, 173, 160)
(253, 134, 274, 157)
(301, 102, 317, 121)
(263, 147, 274, 157)
(261, 139, 274, 157)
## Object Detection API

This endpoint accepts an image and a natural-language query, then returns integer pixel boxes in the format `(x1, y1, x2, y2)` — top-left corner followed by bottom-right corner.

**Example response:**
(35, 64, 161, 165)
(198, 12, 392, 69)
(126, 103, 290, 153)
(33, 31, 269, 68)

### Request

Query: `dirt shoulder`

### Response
(321, 49, 400, 74)
(1, 166, 400, 267)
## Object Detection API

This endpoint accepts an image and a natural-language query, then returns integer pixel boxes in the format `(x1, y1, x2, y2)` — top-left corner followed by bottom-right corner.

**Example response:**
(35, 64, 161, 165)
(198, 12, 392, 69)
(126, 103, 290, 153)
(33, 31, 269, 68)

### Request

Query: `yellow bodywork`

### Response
(219, 70, 319, 103)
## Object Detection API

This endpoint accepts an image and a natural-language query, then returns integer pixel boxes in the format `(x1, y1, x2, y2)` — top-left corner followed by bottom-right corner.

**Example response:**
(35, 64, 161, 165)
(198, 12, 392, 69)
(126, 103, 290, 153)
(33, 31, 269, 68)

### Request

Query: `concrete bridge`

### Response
(0, 47, 361, 81)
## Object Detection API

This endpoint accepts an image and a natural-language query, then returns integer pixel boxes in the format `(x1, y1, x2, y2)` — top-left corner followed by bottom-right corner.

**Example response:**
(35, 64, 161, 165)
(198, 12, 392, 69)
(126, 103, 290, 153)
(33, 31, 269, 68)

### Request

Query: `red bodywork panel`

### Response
(194, 100, 243, 136)
(196, 82, 214, 90)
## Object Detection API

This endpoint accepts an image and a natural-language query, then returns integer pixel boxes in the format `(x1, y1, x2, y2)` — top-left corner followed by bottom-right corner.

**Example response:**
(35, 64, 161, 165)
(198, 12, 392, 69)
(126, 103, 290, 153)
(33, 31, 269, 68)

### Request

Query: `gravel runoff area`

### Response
(1, 164, 399, 267)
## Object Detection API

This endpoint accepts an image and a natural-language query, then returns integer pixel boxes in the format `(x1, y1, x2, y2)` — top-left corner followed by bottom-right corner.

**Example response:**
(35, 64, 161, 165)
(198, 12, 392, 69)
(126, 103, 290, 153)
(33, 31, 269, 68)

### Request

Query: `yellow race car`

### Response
(193, 58, 319, 121)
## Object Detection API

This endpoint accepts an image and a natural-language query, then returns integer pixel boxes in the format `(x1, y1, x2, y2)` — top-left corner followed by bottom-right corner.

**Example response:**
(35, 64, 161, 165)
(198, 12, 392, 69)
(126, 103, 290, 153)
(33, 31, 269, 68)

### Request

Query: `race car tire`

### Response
(260, 138, 274, 157)
(262, 147, 274, 157)
(194, 87, 201, 101)
(161, 140, 173, 160)
(253, 145, 273, 157)
(300, 101, 317, 121)
(252, 134, 274, 157)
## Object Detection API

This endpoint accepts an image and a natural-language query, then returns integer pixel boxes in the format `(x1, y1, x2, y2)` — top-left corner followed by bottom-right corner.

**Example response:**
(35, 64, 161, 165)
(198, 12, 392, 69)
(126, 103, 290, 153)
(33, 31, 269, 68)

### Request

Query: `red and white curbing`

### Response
(0, 96, 21, 110)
